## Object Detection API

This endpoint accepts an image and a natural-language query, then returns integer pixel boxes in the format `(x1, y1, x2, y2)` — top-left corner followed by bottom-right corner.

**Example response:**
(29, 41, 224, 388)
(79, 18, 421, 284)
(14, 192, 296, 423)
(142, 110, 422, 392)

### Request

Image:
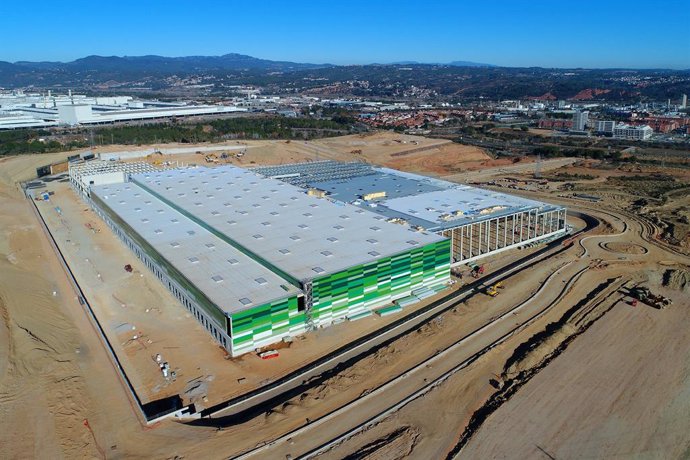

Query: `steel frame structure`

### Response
(442, 208, 567, 265)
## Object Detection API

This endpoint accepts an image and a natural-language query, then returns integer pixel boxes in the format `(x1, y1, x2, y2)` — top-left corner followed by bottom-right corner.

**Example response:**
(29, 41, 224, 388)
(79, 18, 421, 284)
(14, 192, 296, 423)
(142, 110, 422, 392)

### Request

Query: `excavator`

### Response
(485, 281, 505, 297)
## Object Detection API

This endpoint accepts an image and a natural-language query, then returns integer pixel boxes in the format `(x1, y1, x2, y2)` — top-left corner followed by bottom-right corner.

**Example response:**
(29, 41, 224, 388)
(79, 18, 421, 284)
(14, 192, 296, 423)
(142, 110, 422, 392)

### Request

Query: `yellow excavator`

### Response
(485, 281, 505, 297)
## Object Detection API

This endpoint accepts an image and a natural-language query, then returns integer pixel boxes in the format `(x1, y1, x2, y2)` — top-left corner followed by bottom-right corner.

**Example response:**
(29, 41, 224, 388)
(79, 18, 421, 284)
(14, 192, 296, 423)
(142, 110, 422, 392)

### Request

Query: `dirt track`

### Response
(1, 138, 689, 459)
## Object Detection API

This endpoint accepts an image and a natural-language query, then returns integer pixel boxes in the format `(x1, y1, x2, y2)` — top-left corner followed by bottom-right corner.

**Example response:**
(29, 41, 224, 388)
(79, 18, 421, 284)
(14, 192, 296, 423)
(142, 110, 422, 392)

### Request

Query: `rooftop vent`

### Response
(212, 275, 224, 283)
(255, 278, 268, 285)
(227, 258, 239, 265)
(312, 267, 325, 274)
(188, 257, 199, 264)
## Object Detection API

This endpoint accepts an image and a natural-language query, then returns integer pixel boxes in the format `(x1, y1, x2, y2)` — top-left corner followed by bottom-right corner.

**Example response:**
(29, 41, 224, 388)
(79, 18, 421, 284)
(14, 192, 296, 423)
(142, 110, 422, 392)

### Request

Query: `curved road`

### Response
(196, 223, 589, 423)
(232, 212, 613, 459)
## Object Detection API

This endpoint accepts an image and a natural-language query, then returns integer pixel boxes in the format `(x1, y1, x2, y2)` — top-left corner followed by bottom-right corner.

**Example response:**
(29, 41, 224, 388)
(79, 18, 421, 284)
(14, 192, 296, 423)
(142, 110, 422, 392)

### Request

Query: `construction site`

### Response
(1, 131, 689, 459)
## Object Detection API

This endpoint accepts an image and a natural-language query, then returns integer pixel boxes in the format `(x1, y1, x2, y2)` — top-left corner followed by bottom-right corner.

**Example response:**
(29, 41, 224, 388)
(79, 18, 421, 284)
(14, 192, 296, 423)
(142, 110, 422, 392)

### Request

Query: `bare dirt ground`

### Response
(462, 285, 690, 459)
(2, 139, 689, 459)
(107, 131, 491, 177)
(34, 180, 462, 408)
(311, 132, 490, 175)
(310, 163, 690, 460)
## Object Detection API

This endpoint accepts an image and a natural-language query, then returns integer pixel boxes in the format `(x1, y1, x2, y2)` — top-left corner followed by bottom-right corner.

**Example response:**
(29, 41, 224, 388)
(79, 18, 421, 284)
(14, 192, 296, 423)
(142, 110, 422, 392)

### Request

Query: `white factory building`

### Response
(0, 91, 246, 129)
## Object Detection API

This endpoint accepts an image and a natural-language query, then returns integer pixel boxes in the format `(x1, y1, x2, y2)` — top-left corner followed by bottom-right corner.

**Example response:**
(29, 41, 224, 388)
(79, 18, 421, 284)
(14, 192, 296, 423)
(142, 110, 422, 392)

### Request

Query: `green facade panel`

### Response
(310, 239, 451, 325)
(230, 296, 305, 355)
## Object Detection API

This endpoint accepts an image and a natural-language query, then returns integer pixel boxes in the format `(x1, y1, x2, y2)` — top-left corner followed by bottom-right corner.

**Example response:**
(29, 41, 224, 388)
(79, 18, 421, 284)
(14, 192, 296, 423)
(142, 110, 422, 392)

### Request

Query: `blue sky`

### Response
(1, 0, 688, 69)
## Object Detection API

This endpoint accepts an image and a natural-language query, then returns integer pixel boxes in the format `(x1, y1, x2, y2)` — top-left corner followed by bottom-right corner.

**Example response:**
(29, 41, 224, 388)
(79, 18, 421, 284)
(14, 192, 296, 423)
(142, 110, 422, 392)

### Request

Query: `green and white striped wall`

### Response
(230, 296, 306, 355)
(310, 239, 451, 325)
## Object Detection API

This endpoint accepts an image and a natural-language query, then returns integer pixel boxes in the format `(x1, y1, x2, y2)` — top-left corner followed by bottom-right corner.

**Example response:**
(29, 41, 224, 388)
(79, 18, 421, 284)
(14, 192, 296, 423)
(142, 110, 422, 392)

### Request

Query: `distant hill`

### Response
(0, 53, 687, 102)
(447, 60, 496, 67)
(8, 53, 329, 73)
(390, 60, 495, 67)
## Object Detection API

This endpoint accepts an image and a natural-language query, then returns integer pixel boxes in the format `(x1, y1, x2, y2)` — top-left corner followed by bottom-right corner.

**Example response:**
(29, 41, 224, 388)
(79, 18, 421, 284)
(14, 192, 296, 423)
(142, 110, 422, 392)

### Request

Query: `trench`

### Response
(445, 277, 623, 459)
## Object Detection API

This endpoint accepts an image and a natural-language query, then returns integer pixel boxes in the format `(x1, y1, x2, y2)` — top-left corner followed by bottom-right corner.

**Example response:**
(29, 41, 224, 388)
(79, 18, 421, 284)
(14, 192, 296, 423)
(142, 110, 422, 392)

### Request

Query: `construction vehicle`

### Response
(628, 286, 672, 310)
(468, 263, 485, 278)
(485, 281, 504, 297)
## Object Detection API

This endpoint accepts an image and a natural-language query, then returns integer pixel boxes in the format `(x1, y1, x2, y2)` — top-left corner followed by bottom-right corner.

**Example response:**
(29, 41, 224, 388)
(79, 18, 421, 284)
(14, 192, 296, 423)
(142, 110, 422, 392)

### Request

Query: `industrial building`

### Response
(254, 161, 568, 265)
(69, 160, 161, 197)
(75, 162, 451, 355)
(0, 91, 246, 129)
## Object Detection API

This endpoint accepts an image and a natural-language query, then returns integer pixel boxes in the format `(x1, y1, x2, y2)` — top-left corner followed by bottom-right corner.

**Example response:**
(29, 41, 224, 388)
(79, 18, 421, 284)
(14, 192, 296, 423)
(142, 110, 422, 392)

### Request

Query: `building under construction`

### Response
(254, 161, 568, 265)
(83, 164, 450, 356)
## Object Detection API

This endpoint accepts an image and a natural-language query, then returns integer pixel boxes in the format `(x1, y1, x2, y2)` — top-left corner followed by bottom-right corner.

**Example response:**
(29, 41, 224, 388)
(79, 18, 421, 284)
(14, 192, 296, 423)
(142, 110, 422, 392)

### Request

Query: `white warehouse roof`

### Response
(131, 165, 447, 282)
(91, 182, 301, 313)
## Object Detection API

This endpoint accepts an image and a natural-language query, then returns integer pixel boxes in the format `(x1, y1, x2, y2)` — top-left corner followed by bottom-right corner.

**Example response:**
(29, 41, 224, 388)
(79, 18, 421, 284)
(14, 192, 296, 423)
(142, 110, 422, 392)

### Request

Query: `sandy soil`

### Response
(103, 132, 490, 177)
(462, 286, 690, 459)
(2, 136, 688, 459)
(35, 180, 463, 409)
(311, 132, 490, 176)
(315, 194, 689, 460)
(0, 156, 104, 457)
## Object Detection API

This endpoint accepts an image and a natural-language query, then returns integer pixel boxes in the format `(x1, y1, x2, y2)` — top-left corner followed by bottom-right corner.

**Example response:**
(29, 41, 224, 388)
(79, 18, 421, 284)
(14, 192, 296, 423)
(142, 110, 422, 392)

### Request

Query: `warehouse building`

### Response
(84, 164, 450, 355)
(69, 160, 161, 197)
(254, 161, 568, 265)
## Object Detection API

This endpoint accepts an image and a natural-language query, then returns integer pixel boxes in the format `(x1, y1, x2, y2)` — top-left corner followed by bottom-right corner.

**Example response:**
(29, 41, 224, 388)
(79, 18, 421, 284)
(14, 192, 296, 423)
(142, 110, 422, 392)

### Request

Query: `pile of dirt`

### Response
(662, 268, 690, 292)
